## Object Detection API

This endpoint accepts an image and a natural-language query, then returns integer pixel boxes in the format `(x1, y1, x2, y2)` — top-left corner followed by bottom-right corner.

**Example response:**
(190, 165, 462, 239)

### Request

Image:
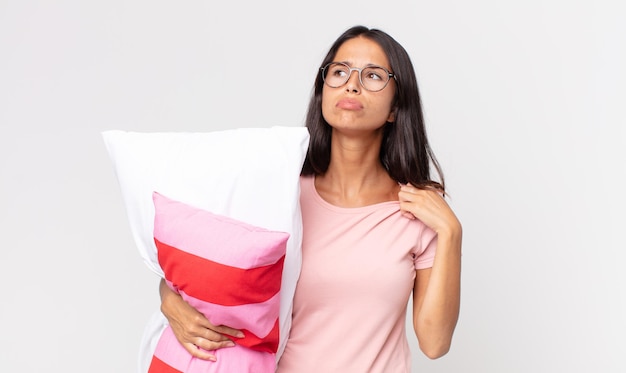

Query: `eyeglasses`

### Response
(321, 62, 396, 92)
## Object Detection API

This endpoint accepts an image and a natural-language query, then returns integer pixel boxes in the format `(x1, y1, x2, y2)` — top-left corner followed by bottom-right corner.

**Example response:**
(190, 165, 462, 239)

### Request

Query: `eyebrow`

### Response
(334, 60, 388, 69)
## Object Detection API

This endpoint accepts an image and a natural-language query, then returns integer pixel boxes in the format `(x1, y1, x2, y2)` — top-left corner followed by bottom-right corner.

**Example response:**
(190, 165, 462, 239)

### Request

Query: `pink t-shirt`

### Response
(276, 176, 437, 373)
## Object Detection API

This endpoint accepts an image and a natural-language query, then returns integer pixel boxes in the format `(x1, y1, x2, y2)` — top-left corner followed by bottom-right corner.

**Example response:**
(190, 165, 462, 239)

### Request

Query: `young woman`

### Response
(160, 25, 462, 372)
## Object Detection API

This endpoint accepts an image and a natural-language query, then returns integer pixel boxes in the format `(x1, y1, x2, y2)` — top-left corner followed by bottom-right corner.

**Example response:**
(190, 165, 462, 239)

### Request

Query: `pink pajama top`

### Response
(276, 176, 437, 373)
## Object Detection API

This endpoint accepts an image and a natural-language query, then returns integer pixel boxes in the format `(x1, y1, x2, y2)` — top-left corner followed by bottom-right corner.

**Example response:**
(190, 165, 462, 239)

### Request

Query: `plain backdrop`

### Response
(1, 1, 624, 372)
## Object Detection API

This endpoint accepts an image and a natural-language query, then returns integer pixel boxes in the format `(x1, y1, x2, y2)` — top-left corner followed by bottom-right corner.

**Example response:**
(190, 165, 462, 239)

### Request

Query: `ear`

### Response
(386, 109, 396, 123)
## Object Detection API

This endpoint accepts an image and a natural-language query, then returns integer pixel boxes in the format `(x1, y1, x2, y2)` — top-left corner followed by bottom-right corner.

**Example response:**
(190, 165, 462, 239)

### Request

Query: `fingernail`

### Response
(236, 331, 245, 338)
(226, 341, 236, 347)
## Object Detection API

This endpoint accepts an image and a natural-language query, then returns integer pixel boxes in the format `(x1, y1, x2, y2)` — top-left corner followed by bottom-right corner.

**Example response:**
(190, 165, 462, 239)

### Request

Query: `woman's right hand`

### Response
(159, 278, 244, 361)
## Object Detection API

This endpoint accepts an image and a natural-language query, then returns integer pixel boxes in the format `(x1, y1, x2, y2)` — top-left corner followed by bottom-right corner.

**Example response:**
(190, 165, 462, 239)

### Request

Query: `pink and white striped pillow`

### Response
(101, 126, 309, 371)
(148, 192, 288, 373)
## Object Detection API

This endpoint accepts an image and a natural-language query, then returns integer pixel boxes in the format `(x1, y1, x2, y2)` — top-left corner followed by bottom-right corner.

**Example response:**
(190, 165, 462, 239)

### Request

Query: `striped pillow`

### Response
(147, 192, 288, 373)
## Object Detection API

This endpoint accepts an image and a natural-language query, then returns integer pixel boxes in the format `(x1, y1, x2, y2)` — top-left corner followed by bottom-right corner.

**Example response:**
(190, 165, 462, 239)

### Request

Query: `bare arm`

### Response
(399, 184, 462, 359)
(159, 278, 243, 361)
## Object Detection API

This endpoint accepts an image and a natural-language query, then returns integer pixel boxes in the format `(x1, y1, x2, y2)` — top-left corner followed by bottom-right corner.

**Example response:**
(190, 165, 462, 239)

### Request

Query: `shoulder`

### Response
(299, 175, 314, 193)
(299, 174, 314, 183)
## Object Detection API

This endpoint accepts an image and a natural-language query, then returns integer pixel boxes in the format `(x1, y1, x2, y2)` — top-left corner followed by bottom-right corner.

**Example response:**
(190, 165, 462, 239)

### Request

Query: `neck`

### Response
(315, 129, 398, 207)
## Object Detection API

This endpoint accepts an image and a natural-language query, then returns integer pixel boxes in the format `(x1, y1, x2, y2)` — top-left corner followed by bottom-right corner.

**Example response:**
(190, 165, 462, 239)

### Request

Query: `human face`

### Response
(321, 36, 396, 134)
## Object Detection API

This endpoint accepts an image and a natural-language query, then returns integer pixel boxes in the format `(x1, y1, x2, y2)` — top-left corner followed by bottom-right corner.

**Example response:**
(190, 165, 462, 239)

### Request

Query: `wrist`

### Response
(159, 279, 179, 319)
(437, 219, 462, 241)
(435, 222, 462, 253)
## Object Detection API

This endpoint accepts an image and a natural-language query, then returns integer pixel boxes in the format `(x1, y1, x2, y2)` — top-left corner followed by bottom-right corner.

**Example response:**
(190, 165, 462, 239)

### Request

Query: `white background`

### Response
(1, 1, 624, 372)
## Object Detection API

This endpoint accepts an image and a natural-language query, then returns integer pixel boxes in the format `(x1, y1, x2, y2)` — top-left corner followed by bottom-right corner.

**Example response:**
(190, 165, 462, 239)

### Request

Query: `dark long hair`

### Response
(301, 25, 445, 193)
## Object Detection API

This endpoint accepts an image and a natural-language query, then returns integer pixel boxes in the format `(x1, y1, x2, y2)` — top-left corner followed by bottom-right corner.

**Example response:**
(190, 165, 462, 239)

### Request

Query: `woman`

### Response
(160, 25, 461, 372)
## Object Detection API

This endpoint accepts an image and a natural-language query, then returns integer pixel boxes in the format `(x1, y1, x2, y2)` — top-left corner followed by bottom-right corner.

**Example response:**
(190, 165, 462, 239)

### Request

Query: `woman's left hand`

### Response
(398, 183, 461, 237)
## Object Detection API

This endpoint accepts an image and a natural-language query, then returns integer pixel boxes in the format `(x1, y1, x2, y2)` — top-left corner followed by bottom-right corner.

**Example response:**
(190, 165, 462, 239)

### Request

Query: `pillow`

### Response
(148, 192, 288, 373)
(102, 126, 309, 373)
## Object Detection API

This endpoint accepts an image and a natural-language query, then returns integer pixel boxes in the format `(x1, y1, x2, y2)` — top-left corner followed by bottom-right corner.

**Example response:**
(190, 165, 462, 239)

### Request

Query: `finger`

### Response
(192, 333, 236, 352)
(195, 321, 244, 341)
(175, 322, 230, 348)
(195, 316, 244, 339)
(400, 183, 445, 198)
(398, 191, 414, 203)
(200, 324, 227, 340)
(186, 315, 241, 341)
(399, 183, 415, 193)
(398, 190, 421, 205)
(212, 324, 245, 339)
(184, 342, 218, 361)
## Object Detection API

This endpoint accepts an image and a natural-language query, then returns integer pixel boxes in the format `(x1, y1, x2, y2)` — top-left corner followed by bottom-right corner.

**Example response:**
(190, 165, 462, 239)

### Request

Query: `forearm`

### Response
(157, 278, 240, 359)
(159, 278, 180, 318)
(413, 229, 462, 359)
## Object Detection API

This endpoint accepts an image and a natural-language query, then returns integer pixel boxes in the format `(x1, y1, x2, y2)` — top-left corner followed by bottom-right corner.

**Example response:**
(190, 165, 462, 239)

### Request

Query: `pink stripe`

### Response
(154, 327, 276, 373)
(169, 283, 280, 338)
(153, 192, 289, 269)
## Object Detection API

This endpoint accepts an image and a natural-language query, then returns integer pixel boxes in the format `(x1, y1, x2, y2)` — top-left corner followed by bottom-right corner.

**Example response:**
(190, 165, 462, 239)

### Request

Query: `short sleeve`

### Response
(413, 225, 438, 270)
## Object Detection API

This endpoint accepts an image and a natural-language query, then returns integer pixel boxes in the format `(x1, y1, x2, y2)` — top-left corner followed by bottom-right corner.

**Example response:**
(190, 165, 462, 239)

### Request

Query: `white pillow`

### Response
(102, 126, 309, 372)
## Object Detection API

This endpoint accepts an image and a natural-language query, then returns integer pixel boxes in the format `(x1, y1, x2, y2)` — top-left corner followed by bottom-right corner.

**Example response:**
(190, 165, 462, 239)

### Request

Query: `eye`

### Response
(329, 64, 349, 77)
(363, 68, 385, 81)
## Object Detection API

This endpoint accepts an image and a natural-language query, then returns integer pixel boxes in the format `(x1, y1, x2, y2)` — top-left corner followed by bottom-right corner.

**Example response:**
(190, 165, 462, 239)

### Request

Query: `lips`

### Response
(336, 98, 363, 110)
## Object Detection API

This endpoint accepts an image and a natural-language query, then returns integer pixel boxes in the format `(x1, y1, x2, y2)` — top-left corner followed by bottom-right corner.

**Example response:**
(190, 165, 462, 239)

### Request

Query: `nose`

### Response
(345, 68, 361, 93)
